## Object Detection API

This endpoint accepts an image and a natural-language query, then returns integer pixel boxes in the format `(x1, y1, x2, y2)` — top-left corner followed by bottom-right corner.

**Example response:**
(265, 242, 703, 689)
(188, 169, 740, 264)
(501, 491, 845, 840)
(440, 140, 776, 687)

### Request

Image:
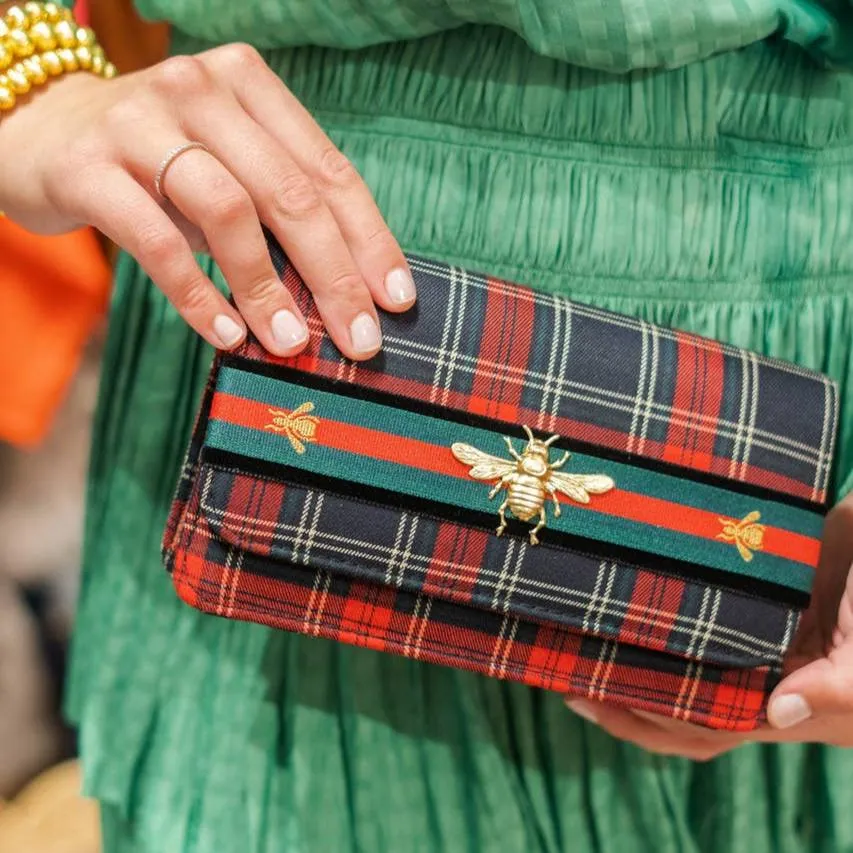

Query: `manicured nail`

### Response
(384, 267, 417, 305)
(768, 694, 812, 729)
(213, 314, 245, 348)
(350, 312, 382, 354)
(566, 700, 599, 724)
(271, 309, 308, 351)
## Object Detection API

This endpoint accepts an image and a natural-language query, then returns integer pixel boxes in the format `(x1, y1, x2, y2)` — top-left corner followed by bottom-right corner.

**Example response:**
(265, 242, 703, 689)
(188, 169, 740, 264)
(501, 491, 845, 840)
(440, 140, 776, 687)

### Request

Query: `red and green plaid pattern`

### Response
(163, 248, 839, 731)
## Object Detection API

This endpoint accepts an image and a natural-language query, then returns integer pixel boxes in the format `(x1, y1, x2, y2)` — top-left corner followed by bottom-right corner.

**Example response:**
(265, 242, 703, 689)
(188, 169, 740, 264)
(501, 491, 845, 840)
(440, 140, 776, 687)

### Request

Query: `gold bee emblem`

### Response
(717, 510, 766, 562)
(451, 425, 615, 545)
(264, 402, 319, 454)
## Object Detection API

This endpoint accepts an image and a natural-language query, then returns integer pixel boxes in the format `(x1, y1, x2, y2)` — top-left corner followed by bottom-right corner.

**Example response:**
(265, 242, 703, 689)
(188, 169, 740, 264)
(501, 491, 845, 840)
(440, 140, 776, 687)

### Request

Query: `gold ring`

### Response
(153, 141, 210, 199)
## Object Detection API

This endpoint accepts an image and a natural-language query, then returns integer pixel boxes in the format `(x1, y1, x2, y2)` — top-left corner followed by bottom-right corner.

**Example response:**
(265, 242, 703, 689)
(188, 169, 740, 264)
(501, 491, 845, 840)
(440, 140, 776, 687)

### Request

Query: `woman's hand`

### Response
(0, 45, 417, 359)
(565, 495, 853, 758)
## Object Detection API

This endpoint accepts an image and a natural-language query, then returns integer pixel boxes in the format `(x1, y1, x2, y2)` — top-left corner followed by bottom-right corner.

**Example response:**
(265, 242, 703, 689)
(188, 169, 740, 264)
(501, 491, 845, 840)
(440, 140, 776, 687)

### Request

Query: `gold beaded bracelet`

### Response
(0, 2, 117, 113)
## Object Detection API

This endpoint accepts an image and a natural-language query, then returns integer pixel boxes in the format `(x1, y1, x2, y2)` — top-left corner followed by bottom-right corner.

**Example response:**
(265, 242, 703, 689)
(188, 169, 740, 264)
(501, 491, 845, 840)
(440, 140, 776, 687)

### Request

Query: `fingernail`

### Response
(271, 309, 308, 351)
(384, 267, 417, 305)
(213, 314, 245, 348)
(768, 694, 812, 729)
(350, 312, 382, 354)
(566, 699, 599, 724)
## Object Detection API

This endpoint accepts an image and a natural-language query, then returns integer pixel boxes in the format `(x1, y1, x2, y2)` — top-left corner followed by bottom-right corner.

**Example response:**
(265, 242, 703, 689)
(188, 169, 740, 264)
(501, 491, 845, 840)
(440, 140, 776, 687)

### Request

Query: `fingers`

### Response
(174, 103, 384, 359)
(152, 145, 312, 358)
(769, 645, 853, 734)
(201, 43, 416, 314)
(770, 499, 853, 743)
(787, 500, 853, 667)
(71, 166, 247, 351)
(565, 699, 745, 761)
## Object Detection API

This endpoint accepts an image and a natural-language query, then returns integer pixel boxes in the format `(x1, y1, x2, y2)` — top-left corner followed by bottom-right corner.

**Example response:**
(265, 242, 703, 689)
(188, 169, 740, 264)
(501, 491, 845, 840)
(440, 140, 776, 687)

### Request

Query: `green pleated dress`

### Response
(66, 2, 853, 851)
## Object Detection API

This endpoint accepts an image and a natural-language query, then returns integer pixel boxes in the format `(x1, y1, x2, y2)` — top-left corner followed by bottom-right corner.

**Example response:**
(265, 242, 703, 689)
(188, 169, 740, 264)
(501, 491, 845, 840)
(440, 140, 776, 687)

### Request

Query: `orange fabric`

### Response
(89, 0, 170, 74)
(0, 220, 111, 447)
(0, 2, 167, 448)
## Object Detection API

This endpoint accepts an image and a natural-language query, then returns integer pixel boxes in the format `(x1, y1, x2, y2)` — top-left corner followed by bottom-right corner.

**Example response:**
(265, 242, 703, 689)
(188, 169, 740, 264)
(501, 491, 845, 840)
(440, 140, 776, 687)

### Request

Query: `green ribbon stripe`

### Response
(206, 367, 821, 592)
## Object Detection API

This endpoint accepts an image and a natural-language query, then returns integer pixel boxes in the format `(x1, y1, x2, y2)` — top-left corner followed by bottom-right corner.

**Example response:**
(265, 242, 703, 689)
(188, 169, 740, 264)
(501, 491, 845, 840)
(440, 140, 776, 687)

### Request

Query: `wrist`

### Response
(0, 69, 106, 230)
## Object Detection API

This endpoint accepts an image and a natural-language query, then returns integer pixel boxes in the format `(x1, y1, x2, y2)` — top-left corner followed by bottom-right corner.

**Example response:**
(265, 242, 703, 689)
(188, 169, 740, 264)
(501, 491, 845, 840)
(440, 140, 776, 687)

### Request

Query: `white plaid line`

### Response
(728, 350, 751, 481)
(638, 322, 661, 456)
(442, 265, 469, 406)
(534, 293, 573, 433)
(590, 639, 620, 701)
(590, 562, 618, 635)
(499, 539, 527, 614)
(223, 545, 247, 618)
(491, 537, 521, 611)
(814, 377, 838, 500)
(488, 614, 520, 678)
(680, 586, 714, 662)
(292, 492, 325, 634)
(297, 493, 330, 633)
(332, 342, 348, 382)
(548, 298, 574, 433)
(198, 496, 793, 659)
(395, 516, 420, 588)
(628, 319, 650, 454)
(402, 594, 431, 658)
(643, 325, 662, 453)
(300, 492, 325, 565)
(679, 589, 721, 722)
(582, 559, 608, 634)
(301, 571, 323, 634)
(535, 293, 561, 432)
(674, 587, 720, 719)
(199, 469, 244, 618)
(496, 618, 519, 679)
(347, 360, 359, 385)
(431, 264, 470, 407)
(412, 597, 433, 659)
(217, 543, 244, 618)
(737, 353, 761, 482)
(376, 333, 827, 466)
(307, 571, 333, 637)
(675, 662, 704, 721)
(781, 608, 799, 652)
(384, 512, 409, 586)
(200, 467, 216, 509)
(402, 594, 423, 655)
(429, 264, 458, 405)
(291, 490, 317, 564)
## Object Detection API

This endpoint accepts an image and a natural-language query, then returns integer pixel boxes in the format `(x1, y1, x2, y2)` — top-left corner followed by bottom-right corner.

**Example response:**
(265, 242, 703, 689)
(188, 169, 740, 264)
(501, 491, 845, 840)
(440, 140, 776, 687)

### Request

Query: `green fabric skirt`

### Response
(67, 26, 853, 853)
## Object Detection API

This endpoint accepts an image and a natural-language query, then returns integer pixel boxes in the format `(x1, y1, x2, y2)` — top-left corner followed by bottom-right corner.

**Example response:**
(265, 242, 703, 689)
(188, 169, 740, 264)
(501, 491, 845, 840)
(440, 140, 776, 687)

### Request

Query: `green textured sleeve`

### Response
(133, 0, 853, 71)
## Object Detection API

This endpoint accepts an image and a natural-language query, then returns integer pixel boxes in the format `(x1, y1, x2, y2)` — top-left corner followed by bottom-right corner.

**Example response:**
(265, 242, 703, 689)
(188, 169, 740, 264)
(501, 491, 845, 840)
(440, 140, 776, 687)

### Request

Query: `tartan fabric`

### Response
(162, 248, 840, 731)
(238, 248, 840, 505)
(167, 456, 778, 731)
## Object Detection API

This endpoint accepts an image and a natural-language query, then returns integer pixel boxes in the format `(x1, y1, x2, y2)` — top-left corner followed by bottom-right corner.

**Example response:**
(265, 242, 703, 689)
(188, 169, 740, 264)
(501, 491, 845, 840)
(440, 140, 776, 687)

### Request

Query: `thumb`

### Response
(768, 651, 853, 729)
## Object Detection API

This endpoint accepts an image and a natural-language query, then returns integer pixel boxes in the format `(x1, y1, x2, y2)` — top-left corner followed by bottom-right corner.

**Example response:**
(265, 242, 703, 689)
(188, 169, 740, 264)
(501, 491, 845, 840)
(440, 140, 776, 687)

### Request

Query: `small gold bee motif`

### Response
(451, 425, 615, 545)
(264, 402, 319, 454)
(717, 510, 766, 562)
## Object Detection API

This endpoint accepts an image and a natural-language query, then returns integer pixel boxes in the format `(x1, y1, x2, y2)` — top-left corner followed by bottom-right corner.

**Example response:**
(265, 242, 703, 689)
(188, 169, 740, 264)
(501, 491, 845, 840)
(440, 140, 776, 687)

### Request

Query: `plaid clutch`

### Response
(163, 245, 839, 731)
